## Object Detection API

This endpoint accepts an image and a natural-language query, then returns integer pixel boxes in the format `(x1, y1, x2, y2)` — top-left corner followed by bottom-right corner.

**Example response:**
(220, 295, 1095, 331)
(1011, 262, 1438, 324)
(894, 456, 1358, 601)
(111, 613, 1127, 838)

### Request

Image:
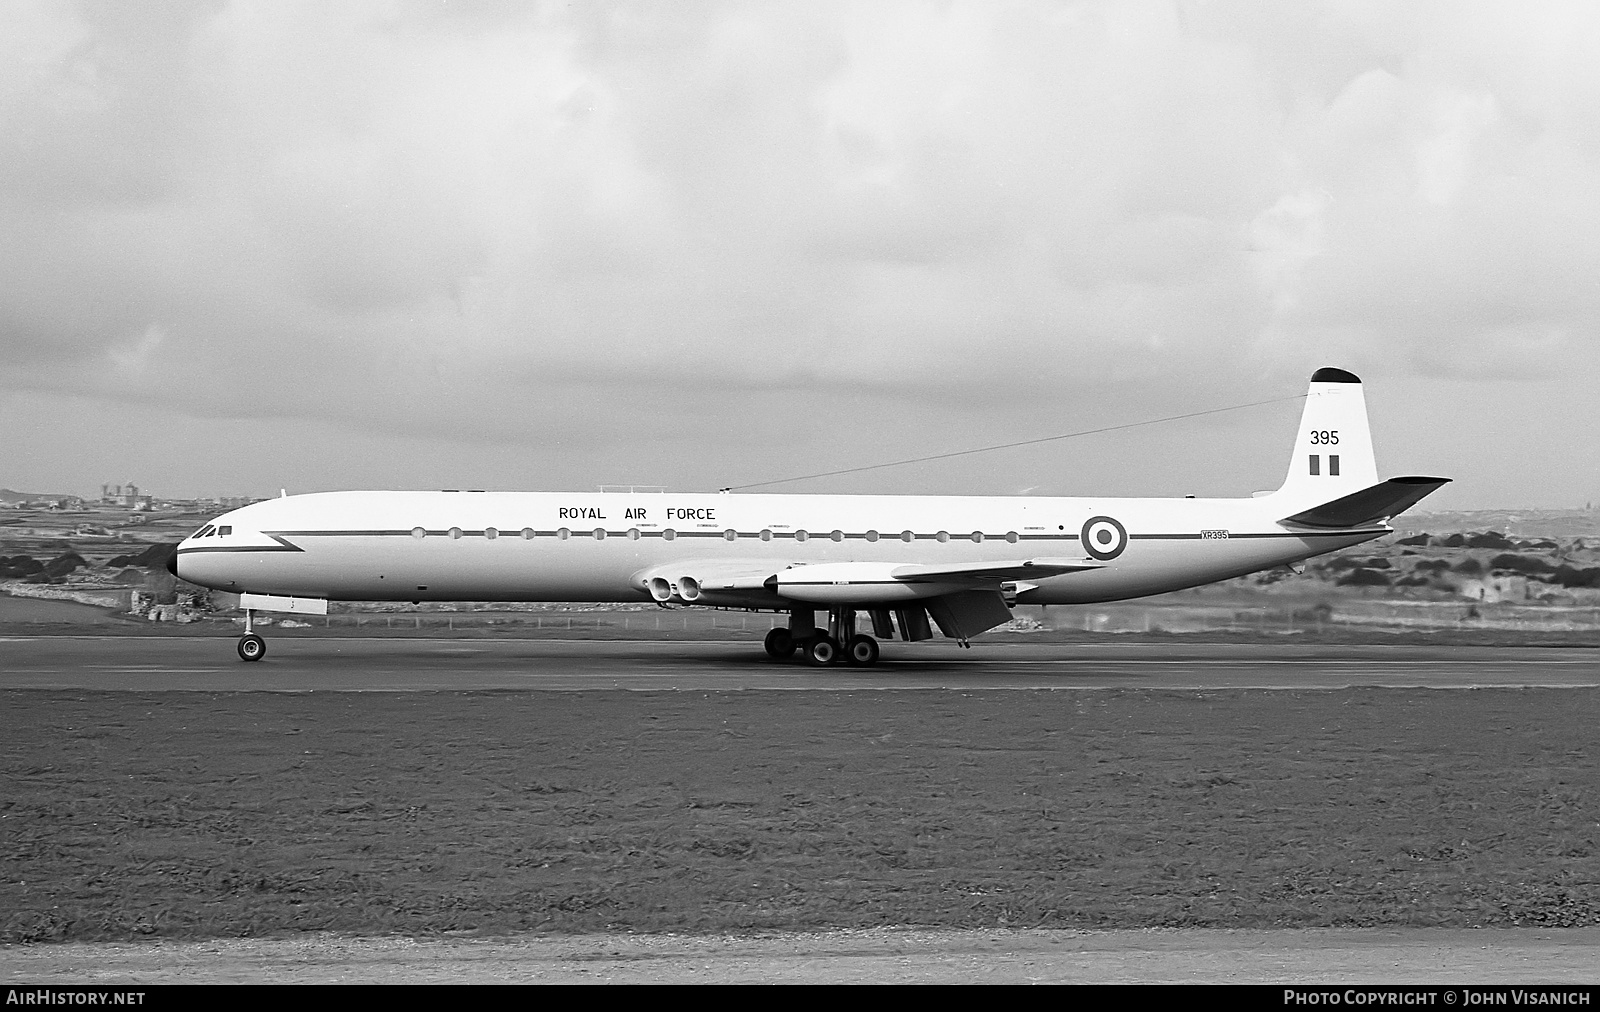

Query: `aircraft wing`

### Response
(636, 557, 1101, 608)
(631, 558, 794, 604)
(772, 558, 1099, 605)
(888, 558, 1102, 582)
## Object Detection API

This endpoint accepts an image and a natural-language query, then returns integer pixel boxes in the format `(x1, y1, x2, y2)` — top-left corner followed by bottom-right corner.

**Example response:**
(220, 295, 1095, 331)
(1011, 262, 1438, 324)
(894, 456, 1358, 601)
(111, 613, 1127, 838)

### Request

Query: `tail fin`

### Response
(1275, 367, 1379, 505)
(1271, 367, 1451, 525)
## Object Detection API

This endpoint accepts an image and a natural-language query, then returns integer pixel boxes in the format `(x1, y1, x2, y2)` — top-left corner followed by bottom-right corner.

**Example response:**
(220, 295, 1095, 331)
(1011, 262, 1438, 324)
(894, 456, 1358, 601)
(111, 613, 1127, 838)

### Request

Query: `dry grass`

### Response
(3, 688, 1597, 942)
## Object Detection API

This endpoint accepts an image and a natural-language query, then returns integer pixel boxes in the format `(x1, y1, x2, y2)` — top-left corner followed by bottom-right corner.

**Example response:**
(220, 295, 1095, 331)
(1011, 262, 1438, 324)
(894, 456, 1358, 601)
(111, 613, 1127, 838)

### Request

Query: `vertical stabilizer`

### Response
(1275, 368, 1378, 508)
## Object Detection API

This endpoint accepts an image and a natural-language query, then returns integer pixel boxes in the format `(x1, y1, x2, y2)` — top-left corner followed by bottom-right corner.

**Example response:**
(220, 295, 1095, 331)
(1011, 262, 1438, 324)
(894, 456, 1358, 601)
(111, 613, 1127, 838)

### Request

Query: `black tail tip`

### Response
(1311, 367, 1361, 384)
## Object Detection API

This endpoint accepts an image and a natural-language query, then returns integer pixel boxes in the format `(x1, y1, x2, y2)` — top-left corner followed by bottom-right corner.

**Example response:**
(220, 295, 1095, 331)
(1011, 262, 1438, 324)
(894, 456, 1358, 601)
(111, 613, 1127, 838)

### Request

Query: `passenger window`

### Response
(900, 531, 914, 542)
(411, 527, 427, 539)
(484, 527, 498, 540)
(864, 530, 879, 542)
(795, 530, 809, 542)
(830, 530, 843, 542)
(521, 528, 535, 539)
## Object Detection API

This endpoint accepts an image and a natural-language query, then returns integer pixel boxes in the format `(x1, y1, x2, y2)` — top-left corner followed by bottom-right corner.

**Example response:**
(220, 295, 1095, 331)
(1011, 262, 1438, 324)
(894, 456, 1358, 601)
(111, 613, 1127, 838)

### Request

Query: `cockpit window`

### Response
(219, 526, 232, 536)
(194, 525, 215, 539)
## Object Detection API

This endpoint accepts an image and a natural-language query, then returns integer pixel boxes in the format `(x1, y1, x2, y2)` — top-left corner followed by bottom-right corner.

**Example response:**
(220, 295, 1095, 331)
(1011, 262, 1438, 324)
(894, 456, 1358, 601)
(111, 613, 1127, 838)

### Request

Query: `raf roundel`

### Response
(1081, 515, 1128, 561)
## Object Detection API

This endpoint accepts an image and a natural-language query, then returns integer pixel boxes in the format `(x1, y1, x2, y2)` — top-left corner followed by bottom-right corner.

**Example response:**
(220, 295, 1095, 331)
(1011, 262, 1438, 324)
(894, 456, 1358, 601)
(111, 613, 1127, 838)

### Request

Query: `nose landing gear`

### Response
(237, 608, 266, 662)
(238, 634, 266, 662)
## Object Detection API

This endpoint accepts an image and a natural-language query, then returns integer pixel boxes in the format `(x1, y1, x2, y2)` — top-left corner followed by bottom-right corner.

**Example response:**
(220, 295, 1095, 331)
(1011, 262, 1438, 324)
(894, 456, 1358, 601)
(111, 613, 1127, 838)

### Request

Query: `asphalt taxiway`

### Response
(2, 636, 1597, 690)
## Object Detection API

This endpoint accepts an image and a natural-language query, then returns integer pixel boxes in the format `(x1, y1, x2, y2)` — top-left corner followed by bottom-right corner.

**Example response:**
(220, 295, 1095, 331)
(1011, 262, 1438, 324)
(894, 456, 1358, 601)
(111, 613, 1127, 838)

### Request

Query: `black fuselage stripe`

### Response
(176, 545, 302, 555)
(264, 529, 1382, 540)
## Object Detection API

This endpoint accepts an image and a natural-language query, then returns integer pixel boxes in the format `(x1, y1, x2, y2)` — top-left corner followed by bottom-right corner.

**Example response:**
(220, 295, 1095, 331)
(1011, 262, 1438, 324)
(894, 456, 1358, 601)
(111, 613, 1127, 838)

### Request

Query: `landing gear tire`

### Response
(807, 635, 840, 666)
(845, 634, 880, 667)
(237, 634, 267, 663)
(764, 627, 796, 660)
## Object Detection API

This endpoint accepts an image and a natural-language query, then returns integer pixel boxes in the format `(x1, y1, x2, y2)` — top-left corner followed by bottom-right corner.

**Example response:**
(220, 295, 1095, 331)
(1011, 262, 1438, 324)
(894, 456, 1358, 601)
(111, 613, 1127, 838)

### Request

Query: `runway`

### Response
(2, 635, 1597, 690)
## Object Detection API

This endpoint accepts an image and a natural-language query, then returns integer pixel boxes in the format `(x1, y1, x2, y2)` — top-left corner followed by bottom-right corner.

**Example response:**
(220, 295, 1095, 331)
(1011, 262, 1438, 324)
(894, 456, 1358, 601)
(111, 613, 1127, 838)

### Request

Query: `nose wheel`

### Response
(237, 633, 266, 662)
(236, 607, 267, 662)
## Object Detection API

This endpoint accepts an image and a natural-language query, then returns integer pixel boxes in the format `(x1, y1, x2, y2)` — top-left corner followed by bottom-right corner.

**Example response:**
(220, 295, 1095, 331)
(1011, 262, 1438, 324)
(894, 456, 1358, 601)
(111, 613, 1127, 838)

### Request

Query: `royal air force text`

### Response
(555, 507, 715, 522)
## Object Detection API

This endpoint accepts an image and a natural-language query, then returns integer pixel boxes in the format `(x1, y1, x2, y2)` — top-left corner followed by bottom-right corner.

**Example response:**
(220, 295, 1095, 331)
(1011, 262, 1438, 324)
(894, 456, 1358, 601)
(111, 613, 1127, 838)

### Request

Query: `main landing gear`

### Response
(765, 608, 881, 667)
(763, 627, 797, 659)
(237, 609, 267, 662)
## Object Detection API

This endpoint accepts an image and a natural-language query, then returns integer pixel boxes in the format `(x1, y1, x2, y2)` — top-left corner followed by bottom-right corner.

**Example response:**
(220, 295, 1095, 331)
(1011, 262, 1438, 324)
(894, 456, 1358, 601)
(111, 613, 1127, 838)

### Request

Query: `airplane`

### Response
(170, 368, 1449, 664)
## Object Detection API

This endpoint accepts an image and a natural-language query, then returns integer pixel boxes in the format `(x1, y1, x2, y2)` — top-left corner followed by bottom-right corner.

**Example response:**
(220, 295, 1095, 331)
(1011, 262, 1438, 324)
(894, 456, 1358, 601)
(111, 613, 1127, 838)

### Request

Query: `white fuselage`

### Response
(174, 489, 1385, 608)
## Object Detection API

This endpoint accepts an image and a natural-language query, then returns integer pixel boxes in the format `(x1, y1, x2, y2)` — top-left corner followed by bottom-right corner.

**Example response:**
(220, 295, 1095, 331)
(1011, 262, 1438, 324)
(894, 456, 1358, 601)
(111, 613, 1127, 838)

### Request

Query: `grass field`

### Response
(4, 687, 1597, 942)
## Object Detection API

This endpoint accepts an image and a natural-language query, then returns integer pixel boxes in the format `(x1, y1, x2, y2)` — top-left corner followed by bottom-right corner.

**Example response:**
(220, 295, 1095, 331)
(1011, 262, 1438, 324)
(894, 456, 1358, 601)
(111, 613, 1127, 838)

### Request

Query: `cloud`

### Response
(107, 322, 166, 376)
(1, 1, 1598, 506)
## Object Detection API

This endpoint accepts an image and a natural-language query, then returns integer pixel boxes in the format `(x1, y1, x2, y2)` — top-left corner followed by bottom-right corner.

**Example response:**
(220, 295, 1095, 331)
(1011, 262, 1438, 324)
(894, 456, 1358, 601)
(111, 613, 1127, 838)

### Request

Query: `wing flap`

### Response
(925, 590, 1014, 641)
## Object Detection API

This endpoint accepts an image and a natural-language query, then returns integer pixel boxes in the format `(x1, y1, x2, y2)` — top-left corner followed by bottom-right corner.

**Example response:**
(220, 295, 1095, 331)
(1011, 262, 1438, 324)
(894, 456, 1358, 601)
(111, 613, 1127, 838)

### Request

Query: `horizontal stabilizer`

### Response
(1280, 476, 1451, 529)
(889, 558, 1101, 582)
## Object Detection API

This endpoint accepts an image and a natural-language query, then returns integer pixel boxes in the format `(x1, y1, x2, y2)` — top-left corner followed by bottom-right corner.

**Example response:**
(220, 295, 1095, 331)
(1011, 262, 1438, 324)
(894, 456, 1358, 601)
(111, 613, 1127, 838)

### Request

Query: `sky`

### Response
(2, 0, 1598, 510)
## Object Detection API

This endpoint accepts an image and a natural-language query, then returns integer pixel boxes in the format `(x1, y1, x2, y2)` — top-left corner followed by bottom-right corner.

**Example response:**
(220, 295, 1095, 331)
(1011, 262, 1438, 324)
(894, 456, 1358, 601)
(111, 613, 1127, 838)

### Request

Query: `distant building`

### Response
(1458, 575, 1532, 603)
(101, 482, 153, 510)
